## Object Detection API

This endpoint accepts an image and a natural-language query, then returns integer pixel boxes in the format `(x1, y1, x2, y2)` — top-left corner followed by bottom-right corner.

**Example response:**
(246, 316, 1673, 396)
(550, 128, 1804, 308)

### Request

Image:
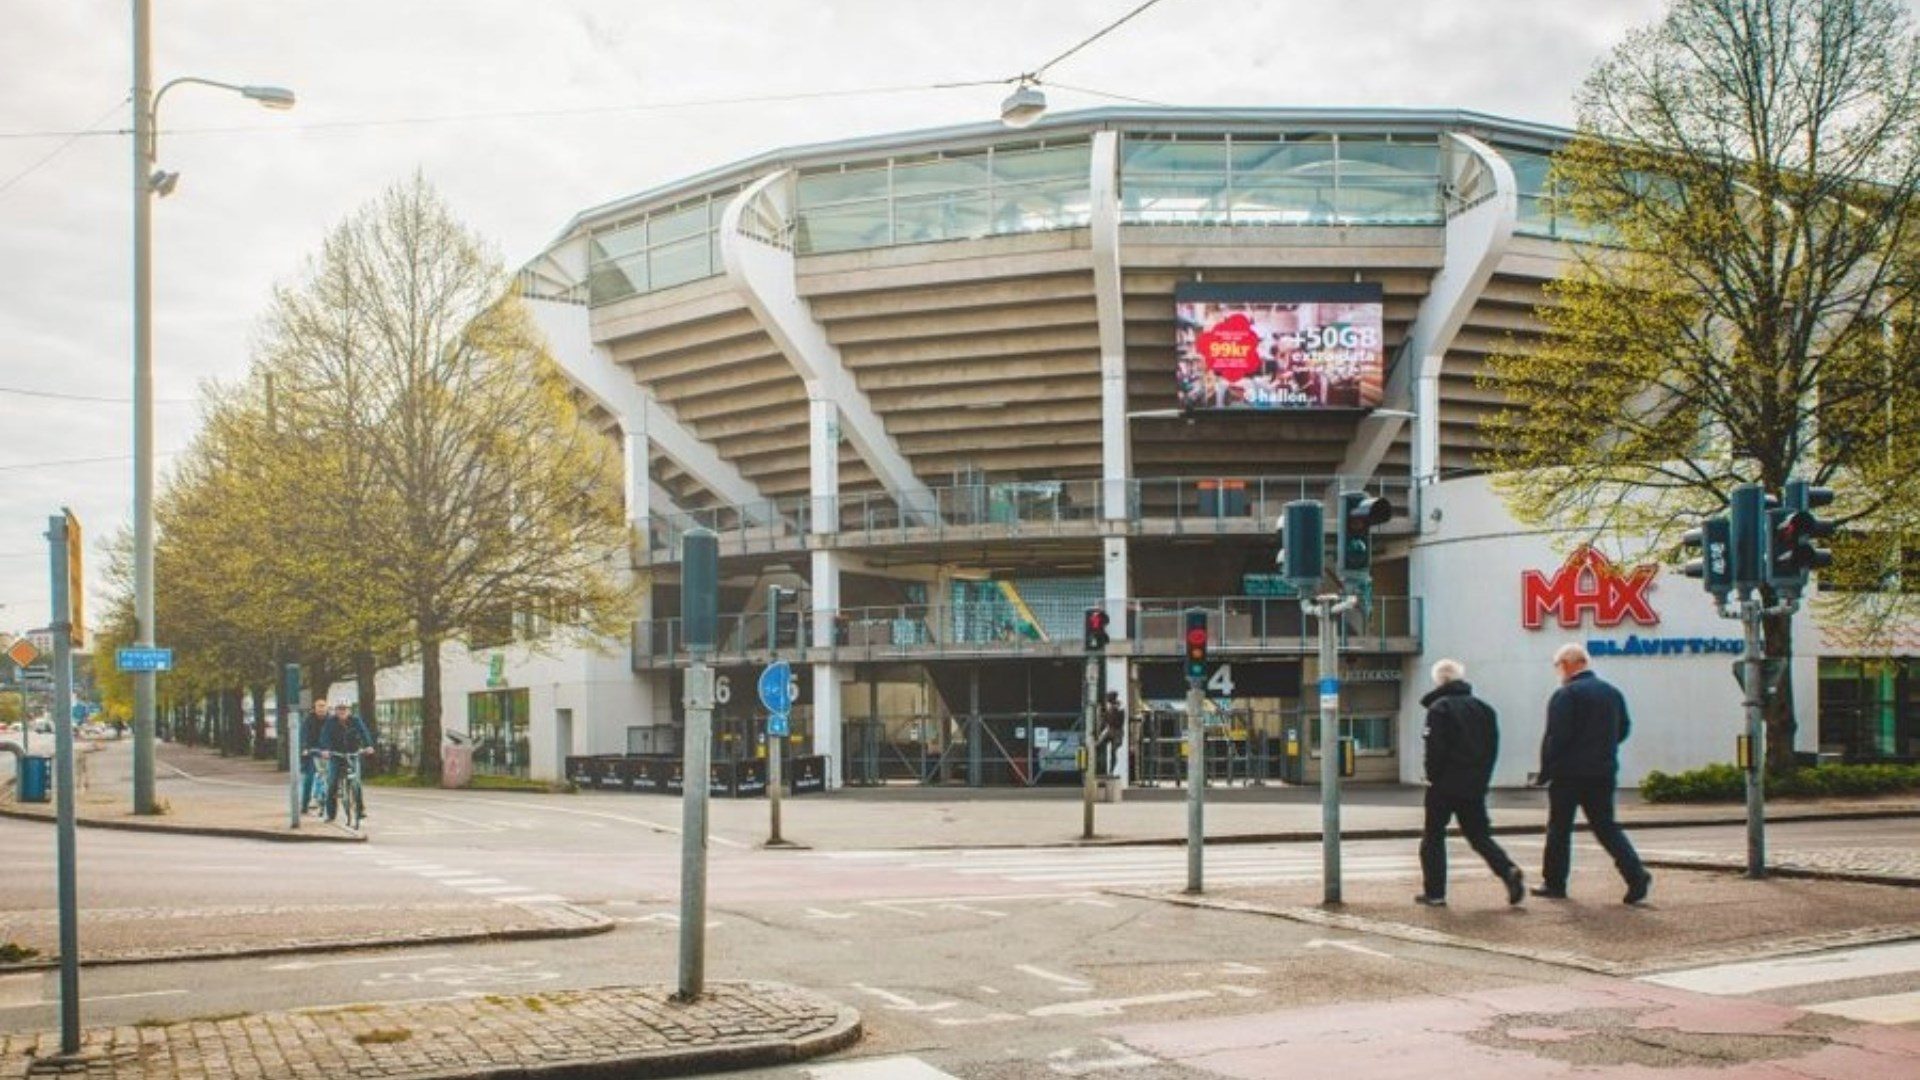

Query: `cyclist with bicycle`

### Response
(316, 701, 375, 824)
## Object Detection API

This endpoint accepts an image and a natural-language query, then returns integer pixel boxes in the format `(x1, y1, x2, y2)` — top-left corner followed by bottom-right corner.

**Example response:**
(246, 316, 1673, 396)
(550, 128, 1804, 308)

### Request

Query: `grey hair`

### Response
(1430, 658, 1465, 685)
(1553, 642, 1590, 667)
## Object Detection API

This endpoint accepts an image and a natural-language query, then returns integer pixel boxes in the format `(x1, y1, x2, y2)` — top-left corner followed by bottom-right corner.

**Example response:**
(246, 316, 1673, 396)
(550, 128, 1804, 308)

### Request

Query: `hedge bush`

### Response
(1640, 762, 1920, 803)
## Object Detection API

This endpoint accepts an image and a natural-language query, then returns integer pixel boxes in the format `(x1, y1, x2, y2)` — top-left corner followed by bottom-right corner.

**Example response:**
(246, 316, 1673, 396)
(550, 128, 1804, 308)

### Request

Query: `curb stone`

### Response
(0, 901, 612, 974)
(0, 803, 365, 844)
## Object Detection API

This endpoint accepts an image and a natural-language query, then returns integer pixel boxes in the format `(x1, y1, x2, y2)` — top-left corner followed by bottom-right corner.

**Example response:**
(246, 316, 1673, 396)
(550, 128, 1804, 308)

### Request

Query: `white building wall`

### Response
(330, 636, 650, 782)
(1407, 475, 1821, 788)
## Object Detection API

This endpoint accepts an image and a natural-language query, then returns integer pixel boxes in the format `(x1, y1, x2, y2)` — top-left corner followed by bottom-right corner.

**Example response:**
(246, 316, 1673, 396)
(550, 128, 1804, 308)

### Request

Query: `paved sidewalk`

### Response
(0, 981, 859, 1079)
(0, 900, 608, 971)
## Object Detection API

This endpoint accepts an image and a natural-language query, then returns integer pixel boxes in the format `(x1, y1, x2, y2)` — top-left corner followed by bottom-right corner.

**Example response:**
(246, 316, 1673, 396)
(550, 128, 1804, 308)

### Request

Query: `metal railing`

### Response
(632, 594, 1422, 669)
(638, 474, 1418, 564)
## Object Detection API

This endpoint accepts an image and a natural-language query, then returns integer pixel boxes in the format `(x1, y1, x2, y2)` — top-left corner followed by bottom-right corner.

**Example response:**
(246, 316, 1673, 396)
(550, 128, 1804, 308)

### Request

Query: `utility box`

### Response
(441, 743, 474, 789)
(16, 755, 51, 803)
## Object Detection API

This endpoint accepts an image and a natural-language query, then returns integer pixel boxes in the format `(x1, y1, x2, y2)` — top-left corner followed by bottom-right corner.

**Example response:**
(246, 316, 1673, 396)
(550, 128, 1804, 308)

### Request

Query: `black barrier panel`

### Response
(734, 758, 768, 798)
(709, 760, 738, 798)
(1139, 661, 1303, 699)
(631, 757, 668, 793)
(790, 754, 828, 795)
(595, 758, 627, 790)
(565, 756, 596, 787)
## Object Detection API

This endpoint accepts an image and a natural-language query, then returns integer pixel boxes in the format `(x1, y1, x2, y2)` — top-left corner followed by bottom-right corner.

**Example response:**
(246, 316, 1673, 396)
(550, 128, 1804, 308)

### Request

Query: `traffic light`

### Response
(1184, 609, 1209, 683)
(1336, 491, 1392, 580)
(1727, 483, 1769, 599)
(1277, 499, 1324, 589)
(1769, 479, 1835, 598)
(1083, 607, 1111, 652)
(1681, 515, 1733, 604)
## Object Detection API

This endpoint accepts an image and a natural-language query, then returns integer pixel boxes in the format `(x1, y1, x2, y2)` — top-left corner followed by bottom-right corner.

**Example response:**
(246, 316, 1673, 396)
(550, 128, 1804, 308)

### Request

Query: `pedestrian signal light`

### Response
(1083, 607, 1110, 653)
(1184, 609, 1209, 683)
(1681, 515, 1733, 604)
(1336, 491, 1392, 580)
(1769, 480, 1835, 597)
(1277, 500, 1324, 589)
(1727, 483, 1769, 598)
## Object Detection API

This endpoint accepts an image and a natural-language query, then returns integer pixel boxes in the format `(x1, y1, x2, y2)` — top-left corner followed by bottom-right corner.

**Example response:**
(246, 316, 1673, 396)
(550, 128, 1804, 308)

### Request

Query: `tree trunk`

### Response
(1762, 606, 1799, 772)
(251, 685, 268, 758)
(355, 650, 378, 740)
(418, 632, 444, 780)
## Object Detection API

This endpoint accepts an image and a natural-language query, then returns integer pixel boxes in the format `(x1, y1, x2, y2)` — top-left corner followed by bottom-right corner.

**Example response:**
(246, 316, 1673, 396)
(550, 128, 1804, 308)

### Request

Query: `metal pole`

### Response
(1742, 600, 1767, 879)
(1082, 655, 1098, 840)
(48, 516, 81, 1054)
(285, 664, 302, 828)
(767, 586, 782, 846)
(678, 663, 713, 998)
(130, 0, 158, 815)
(1185, 677, 1205, 893)
(1318, 596, 1344, 905)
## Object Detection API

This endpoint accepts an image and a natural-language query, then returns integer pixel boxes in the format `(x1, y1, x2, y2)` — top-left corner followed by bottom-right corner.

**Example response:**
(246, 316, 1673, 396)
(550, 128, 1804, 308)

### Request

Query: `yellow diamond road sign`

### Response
(6, 638, 39, 668)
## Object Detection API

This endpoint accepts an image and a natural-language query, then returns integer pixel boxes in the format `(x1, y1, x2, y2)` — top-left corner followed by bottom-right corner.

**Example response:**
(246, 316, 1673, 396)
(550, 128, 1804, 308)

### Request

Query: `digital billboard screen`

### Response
(1174, 283, 1386, 411)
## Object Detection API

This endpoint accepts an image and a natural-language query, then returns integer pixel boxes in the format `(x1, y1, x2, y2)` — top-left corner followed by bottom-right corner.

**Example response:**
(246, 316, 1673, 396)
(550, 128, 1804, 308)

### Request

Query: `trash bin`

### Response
(16, 755, 51, 803)
(441, 742, 474, 789)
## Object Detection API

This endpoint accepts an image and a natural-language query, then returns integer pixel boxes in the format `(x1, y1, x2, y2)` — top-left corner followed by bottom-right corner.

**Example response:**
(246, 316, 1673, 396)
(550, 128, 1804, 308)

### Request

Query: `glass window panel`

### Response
(893, 190, 991, 243)
(1233, 140, 1336, 180)
(994, 143, 1090, 183)
(650, 204, 707, 245)
(1121, 180, 1231, 224)
(710, 198, 730, 226)
(1338, 141, 1441, 178)
(587, 254, 647, 304)
(1504, 150, 1553, 197)
(991, 178, 1093, 233)
(1228, 181, 1326, 224)
(649, 234, 711, 289)
(796, 203, 893, 253)
(589, 221, 647, 262)
(798, 166, 891, 208)
(1337, 177, 1443, 223)
(892, 154, 990, 196)
(1123, 138, 1229, 174)
(1516, 192, 1556, 235)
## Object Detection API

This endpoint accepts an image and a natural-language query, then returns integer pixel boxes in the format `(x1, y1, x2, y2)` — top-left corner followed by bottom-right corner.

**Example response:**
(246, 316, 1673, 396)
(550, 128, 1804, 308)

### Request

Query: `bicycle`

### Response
(313, 749, 370, 829)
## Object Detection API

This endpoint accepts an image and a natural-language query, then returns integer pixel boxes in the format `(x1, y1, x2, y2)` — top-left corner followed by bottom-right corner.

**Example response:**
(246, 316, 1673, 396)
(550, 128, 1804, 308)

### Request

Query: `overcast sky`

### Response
(0, 0, 1702, 643)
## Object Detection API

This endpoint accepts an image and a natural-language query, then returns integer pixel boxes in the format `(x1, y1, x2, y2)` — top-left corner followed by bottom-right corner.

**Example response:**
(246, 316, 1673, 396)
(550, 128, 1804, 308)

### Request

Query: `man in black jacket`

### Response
(1533, 643, 1652, 904)
(1416, 659, 1524, 907)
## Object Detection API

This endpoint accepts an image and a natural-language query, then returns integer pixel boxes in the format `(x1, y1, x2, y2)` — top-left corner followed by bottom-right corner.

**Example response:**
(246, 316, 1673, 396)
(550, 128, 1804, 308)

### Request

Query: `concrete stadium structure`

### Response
(352, 107, 1916, 788)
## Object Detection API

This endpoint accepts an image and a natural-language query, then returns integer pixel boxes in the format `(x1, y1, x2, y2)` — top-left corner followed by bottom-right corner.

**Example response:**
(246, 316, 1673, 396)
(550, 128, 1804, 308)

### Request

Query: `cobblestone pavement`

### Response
(0, 901, 608, 970)
(0, 982, 859, 1079)
(1644, 845, 1920, 885)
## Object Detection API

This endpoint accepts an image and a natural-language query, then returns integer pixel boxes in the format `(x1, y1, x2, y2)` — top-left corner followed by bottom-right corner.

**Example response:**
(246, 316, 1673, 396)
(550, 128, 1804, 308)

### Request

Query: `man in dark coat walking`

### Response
(1533, 643, 1653, 905)
(1415, 659, 1525, 907)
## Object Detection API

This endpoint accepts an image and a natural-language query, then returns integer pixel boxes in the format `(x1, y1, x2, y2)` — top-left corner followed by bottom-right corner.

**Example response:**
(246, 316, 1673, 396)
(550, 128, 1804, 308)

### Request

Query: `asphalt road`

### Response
(3, 779, 1917, 1078)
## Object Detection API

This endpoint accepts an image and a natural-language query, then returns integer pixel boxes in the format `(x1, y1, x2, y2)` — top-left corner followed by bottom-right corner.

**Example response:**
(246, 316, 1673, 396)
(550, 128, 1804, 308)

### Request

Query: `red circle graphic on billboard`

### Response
(1195, 313, 1262, 382)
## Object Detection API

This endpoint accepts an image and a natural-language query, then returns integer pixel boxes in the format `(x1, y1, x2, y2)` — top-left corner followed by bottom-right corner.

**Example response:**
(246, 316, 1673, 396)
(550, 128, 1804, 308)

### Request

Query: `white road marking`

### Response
(1306, 938, 1393, 959)
(1216, 984, 1263, 998)
(1066, 898, 1117, 908)
(939, 903, 1007, 918)
(932, 1012, 1021, 1026)
(806, 907, 856, 920)
(462, 885, 533, 895)
(1641, 941, 1920, 995)
(0, 989, 188, 1013)
(268, 952, 453, 972)
(374, 790, 748, 848)
(498, 894, 569, 905)
(1028, 990, 1215, 1019)
(1016, 964, 1092, 991)
(437, 877, 508, 887)
(1804, 990, 1920, 1025)
(806, 1058, 962, 1079)
(1220, 961, 1267, 974)
(850, 984, 958, 1013)
(1048, 1039, 1160, 1076)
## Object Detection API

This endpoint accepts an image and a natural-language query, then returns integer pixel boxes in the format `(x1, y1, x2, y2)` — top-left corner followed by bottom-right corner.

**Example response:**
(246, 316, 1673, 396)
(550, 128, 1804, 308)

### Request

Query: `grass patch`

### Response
(1642, 762, 1920, 803)
(0, 942, 40, 964)
(364, 773, 437, 788)
(354, 1027, 413, 1046)
(523, 996, 547, 1013)
(135, 1011, 247, 1028)
(365, 772, 572, 793)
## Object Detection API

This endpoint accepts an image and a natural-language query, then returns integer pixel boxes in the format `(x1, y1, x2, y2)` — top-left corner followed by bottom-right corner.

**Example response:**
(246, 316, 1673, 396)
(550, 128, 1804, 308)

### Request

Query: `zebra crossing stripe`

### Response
(1804, 990, 1920, 1026)
(1641, 941, 1920, 996)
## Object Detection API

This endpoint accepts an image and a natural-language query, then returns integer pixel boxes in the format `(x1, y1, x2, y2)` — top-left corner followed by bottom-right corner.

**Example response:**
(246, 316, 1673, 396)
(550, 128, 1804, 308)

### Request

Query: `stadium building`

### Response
(353, 107, 1917, 788)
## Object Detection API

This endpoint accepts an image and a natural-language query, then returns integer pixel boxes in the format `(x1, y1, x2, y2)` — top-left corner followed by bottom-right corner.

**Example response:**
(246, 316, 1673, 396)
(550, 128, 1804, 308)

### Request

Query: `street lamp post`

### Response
(129, 0, 294, 813)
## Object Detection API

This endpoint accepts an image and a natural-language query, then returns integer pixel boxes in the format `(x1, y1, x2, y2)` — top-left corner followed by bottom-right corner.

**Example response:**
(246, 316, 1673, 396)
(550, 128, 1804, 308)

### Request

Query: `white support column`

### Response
(1091, 132, 1130, 521)
(809, 390, 840, 532)
(1337, 134, 1517, 493)
(721, 173, 939, 526)
(810, 549, 843, 786)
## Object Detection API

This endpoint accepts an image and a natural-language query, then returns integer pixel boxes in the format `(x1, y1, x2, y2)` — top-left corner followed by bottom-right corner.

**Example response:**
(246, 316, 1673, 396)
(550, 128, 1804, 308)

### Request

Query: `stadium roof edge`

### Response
(534, 105, 1578, 254)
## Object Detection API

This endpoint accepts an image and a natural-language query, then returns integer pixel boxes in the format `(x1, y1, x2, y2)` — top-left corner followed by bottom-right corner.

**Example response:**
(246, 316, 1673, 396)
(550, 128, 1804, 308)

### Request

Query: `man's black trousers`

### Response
(1420, 788, 1517, 899)
(1541, 777, 1646, 890)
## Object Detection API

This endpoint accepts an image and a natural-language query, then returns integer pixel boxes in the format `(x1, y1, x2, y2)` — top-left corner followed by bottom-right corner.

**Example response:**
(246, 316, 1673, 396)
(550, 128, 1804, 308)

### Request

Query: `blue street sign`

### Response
(116, 647, 174, 673)
(767, 713, 790, 737)
(71, 703, 87, 722)
(758, 660, 792, 713)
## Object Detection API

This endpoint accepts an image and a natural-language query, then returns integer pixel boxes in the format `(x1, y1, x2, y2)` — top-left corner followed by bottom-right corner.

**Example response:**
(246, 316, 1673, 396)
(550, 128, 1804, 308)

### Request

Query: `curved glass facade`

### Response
(1121, 133, 1442, 226)
(587, 190, 736, 306)
(794, 139, 1093, 255)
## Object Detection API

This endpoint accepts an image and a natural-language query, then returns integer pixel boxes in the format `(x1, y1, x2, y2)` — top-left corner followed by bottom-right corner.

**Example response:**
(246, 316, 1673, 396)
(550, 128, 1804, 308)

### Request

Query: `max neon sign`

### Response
(1521, 547, 1659, 630)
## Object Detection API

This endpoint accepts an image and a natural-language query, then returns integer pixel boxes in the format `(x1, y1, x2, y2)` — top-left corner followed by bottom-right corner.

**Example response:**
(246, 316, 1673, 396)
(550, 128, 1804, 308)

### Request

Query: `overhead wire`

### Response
(0, 97, 129, 194)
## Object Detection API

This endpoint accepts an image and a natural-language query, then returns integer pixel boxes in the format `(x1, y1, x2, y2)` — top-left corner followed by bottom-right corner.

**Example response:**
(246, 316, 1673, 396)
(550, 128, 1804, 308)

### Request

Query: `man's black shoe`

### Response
(1413, 894, 1447, 907)
(1529, 885, 1568, 899)
(1504, 867, 1526, 906)
(1624, 872, 1653, 905)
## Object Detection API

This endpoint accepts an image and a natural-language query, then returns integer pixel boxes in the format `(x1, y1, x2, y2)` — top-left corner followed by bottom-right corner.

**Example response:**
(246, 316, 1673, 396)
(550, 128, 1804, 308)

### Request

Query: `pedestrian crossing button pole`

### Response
(1184, 608, 1209, 893)
(677, 528, 718, 1001)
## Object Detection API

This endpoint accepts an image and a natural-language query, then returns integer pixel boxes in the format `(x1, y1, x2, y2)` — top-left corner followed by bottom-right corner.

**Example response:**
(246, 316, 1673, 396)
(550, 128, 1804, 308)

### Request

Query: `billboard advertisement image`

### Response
(1174, 283, 1386, 410)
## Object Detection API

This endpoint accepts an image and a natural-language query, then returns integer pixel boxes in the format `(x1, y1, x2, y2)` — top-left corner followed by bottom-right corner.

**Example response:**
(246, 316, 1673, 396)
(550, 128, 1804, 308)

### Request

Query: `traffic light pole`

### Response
(1185, 672, 1205, 893)
(677, 529, 718, 1002)
(1083, 654, 1098, 840)
(1312, 593, 1359, 905)
(1740, 599, 1768, 880)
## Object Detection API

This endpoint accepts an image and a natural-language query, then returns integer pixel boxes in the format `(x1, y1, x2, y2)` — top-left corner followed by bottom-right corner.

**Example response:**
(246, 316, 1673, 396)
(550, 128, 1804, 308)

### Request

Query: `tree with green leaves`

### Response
(1484, 0, 1920, 768)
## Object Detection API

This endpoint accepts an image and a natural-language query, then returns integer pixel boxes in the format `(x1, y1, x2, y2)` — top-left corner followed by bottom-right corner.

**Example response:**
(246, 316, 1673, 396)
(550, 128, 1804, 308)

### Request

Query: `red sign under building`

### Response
(1521, 546, 1659, 630)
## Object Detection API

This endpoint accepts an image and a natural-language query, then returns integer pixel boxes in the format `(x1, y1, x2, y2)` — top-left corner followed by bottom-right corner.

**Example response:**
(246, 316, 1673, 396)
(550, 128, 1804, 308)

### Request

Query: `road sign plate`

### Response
(116, 647, 174, 673)
(759, 660, 792, 712)
(767, 713, 790, 737)
(5, 639, 38, 667)
(71, 703, 86, 722)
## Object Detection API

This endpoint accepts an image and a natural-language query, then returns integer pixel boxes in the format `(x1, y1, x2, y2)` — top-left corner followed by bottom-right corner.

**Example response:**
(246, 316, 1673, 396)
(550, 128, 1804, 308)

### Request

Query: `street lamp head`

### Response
(148, 169, 180, 197)
(1000, 81, 1046, 128)
(241, 85, 297, 110)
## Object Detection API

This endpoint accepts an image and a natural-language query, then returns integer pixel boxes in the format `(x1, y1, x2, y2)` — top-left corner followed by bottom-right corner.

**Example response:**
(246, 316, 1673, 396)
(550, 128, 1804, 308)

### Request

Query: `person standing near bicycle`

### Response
(299, 699, 330, 812)
(317, 701, 375, 823)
